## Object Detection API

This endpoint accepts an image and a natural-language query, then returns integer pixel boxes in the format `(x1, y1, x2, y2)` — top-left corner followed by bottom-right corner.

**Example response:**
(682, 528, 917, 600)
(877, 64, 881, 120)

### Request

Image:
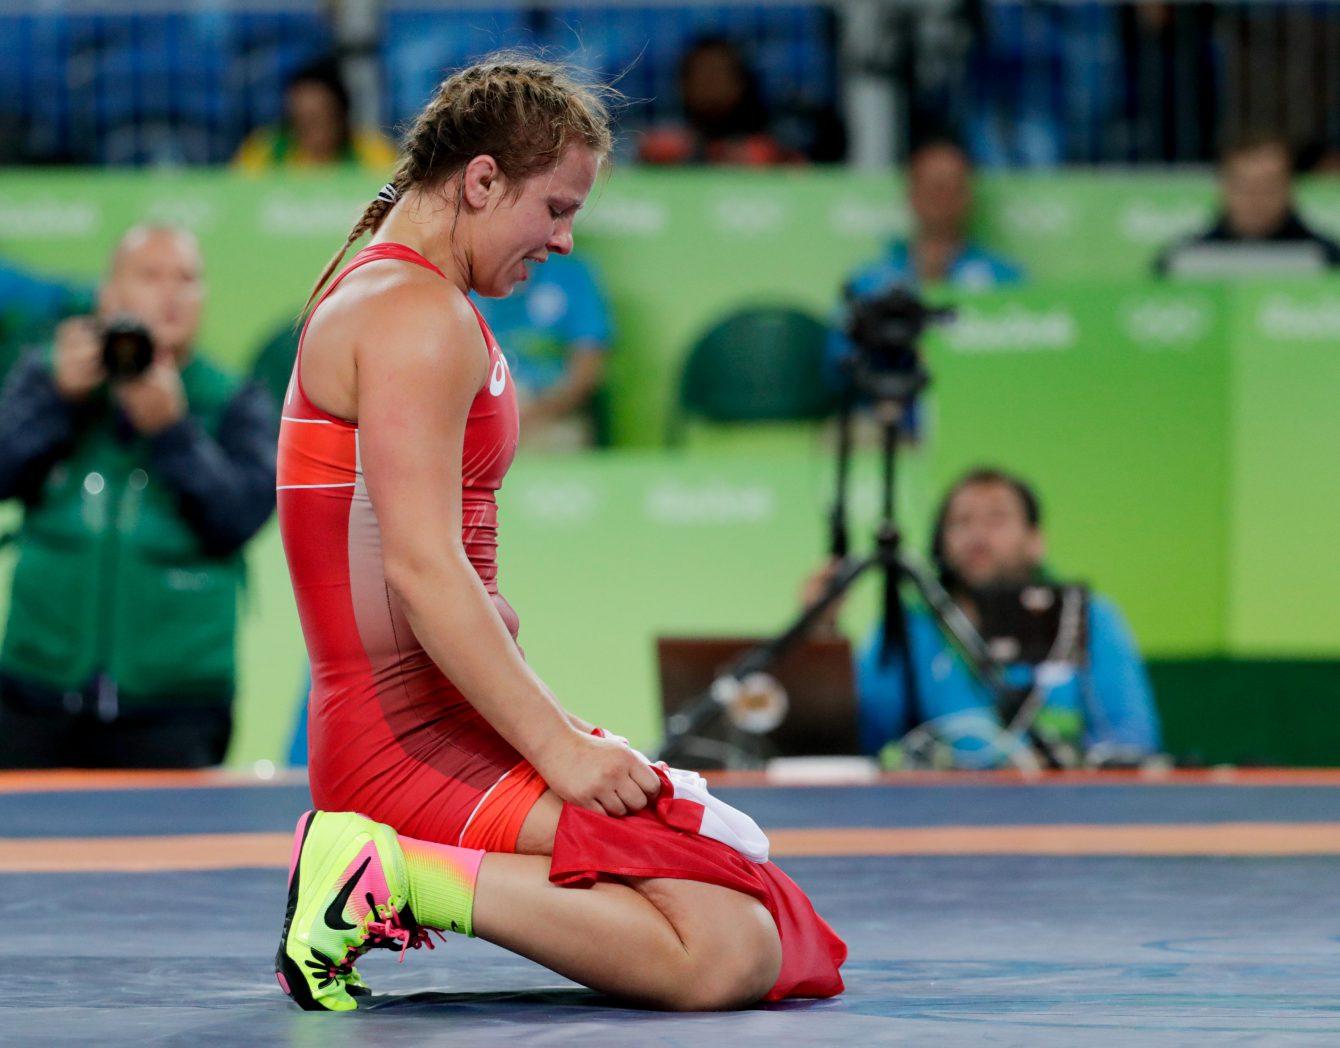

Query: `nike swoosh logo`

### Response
(324, 855, 370, 931)
(489, 359, 507, 396)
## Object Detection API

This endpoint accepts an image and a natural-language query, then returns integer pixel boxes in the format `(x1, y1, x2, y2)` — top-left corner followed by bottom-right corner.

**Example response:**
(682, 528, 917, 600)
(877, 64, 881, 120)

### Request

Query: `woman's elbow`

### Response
(383, 548, 461, 612)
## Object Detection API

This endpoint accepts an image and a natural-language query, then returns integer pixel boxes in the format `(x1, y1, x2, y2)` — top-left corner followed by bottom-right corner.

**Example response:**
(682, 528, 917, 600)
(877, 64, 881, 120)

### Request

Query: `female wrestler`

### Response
(274, 54, 845, 1012)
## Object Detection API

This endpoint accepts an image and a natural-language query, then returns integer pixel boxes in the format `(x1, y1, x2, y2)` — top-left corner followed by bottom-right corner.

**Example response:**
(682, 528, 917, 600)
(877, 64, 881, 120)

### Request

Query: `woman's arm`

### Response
(355, 283, 658, 815)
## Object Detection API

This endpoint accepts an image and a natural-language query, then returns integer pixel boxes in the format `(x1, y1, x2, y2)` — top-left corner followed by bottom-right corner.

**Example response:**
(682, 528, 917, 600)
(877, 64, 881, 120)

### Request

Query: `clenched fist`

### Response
(533, 728, 661, 817)
(114, 358, 187, 435)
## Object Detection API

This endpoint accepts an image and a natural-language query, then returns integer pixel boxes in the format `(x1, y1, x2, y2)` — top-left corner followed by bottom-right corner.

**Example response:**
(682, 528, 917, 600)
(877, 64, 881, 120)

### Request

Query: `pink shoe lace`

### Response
(360, 895, 448, 964)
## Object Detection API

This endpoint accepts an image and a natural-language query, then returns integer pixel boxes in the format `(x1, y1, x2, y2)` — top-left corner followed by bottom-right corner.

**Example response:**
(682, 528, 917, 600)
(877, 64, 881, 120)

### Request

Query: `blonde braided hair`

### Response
(304, 53, 614, 312)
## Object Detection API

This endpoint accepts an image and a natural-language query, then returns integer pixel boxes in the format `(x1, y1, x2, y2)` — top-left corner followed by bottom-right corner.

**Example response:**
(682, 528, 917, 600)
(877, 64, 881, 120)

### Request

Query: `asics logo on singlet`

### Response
(489, 358, 508, 396)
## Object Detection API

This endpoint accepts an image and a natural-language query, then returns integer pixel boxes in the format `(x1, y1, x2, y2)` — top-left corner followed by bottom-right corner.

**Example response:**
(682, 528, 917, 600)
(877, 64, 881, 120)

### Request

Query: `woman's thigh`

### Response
(513, 789, 563, 855)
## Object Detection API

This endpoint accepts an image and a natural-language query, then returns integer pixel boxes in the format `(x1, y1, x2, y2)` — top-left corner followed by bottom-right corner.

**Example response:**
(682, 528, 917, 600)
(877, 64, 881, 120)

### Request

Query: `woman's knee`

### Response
(657, 893, 783, 1011)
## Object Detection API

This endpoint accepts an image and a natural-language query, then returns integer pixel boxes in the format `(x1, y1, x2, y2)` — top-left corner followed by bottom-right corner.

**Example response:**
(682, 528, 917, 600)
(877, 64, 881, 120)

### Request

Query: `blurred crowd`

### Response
(2, 2, 1340, 170)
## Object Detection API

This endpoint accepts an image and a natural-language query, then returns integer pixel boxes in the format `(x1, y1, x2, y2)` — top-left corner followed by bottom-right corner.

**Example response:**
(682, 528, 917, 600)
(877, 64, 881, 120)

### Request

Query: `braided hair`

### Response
(304, 53, 614, 312)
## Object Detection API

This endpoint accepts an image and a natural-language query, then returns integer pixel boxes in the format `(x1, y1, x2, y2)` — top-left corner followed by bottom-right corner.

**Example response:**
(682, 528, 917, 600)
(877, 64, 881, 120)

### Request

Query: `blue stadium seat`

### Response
(2, 3, 833, 166)
(380, 8, 531, 127)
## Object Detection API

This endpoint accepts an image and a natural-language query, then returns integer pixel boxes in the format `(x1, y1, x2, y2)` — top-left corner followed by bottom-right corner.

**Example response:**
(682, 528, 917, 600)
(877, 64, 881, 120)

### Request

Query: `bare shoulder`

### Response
(352, 265, 480, 347)
(302, 260, 488, 422)
(335, 265, 487, 382)
(342, 279, 488, 430)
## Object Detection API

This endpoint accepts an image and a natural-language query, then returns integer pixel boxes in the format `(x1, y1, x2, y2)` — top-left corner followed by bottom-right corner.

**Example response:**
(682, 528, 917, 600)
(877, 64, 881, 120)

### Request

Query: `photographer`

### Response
(0, 224, 277, 768)
(808, 468, 1161, 769)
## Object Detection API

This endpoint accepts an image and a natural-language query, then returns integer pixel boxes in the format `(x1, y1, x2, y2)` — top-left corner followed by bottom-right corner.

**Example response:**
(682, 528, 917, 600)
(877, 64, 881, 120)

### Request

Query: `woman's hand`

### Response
(534, 729, 661, 817)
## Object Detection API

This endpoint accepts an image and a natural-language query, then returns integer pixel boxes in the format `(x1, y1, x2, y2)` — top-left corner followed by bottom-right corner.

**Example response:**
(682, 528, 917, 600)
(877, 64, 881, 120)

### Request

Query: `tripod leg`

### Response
(654, 553, 878, 764)
(895, 554, 1075, 769)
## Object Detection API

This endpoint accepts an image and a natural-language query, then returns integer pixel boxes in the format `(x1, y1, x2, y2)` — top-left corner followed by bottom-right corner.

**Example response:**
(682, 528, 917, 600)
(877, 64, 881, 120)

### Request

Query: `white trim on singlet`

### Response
(457, 765, 516, 846)
(276, 482, 357, 490)
(281, 416, 338, 425)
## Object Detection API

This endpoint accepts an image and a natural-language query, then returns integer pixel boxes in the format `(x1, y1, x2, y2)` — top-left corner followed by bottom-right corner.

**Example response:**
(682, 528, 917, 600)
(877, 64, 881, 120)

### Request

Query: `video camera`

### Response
(101, 315, 155, 380)
(842, 284, 955, 403)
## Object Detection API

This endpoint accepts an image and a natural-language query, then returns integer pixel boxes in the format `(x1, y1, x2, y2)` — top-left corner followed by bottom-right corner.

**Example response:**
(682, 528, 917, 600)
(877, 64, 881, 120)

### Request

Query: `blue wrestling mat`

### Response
(2, 769, 1338, 1047)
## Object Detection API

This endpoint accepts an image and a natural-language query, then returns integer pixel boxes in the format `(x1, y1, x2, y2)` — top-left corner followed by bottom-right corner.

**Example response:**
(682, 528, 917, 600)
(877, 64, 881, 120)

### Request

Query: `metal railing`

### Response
(844, 0, 1340, 167)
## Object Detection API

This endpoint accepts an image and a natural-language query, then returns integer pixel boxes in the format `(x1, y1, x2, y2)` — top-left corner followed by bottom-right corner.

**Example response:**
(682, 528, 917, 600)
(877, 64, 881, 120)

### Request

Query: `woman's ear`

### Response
(461, 155, 501, 210)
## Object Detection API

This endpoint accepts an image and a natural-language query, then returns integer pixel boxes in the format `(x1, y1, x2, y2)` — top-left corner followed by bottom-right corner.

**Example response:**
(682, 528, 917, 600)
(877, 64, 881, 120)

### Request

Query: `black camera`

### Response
(842, 284, 955, 402)
(101, 316, 155, 380)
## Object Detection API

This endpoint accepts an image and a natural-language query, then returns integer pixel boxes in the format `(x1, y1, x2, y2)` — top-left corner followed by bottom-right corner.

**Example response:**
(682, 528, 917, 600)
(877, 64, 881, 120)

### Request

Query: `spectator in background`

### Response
(0, 225, 277, 769)
(233, 57, 396, 172)
(828, 139, 1024, 424)
(805, 468, 1160, 770)
(844, 139, 1025, 296)
(473, 251, 614, 450)
(1156, 132, 1340, 275)
(639, 37, 803, 166)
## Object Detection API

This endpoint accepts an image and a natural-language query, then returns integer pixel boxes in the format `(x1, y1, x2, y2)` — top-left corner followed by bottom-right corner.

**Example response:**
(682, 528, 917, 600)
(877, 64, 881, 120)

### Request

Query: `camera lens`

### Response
(101, 316, 154, 380)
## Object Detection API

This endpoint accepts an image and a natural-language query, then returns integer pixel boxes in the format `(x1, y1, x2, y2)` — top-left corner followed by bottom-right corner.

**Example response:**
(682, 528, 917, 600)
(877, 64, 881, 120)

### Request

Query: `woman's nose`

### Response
(548, 227, 574, 255)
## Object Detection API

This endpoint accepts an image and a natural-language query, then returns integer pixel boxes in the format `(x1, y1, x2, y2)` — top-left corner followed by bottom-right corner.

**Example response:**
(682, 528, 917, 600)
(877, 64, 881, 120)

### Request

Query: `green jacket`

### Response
(1, 357, 245, 707)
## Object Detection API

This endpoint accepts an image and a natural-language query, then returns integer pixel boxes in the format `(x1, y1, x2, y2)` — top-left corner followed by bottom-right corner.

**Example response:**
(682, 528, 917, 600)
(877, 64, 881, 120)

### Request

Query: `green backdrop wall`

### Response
(1, 169, 1337, 766)
(5, 168, 1340, 449)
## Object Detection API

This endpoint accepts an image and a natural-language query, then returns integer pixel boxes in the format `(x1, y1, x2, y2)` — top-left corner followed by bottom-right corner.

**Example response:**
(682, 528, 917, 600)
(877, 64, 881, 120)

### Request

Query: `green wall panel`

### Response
(1227, 284, 1340, 655)
(1, 170, 1338, 767)
(5, 168, 1340, 448)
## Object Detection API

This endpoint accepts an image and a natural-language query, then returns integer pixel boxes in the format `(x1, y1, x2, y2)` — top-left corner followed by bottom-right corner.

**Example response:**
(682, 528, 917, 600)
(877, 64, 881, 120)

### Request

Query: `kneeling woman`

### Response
(274, 54, 846, 1012)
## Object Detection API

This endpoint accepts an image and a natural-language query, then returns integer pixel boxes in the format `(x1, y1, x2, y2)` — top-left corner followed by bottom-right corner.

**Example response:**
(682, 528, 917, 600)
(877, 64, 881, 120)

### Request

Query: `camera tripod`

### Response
(653, 290, 1074, 769)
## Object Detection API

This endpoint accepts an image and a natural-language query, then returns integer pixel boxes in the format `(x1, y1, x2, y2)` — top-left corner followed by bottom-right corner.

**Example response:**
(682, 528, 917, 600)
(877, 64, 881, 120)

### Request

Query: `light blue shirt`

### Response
(856, 595, 1161, 766)
(826, 239, 1025, 399)
(845, 239, 1026, 299)
(473, 253, 612, 399)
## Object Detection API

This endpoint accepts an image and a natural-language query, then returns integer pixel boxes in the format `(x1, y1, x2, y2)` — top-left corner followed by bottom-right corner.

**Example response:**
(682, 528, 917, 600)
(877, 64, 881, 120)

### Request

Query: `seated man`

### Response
(840, 138, 1026, 298)
(0, 224, 277, 769)
(1156, 131, 1340, 277)
(810, 467, 1161, 769)
(827, 140, 1024, 433)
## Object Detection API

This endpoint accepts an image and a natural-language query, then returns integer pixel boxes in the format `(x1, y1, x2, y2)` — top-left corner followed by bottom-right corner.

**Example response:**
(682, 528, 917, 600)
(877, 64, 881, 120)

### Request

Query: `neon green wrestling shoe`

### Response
(275, 810, 437, 1011)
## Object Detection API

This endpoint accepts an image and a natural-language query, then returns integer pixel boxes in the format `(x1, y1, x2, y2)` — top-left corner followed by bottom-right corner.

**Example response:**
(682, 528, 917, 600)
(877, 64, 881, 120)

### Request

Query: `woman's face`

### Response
(472, 146, 599, 298)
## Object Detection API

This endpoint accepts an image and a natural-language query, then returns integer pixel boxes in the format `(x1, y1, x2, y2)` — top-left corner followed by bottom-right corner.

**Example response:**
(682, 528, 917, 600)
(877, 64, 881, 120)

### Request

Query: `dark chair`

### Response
(671, 305, 838, 443)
